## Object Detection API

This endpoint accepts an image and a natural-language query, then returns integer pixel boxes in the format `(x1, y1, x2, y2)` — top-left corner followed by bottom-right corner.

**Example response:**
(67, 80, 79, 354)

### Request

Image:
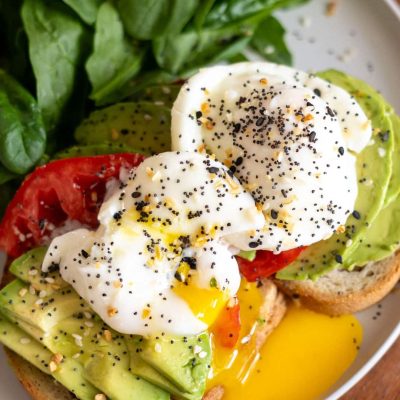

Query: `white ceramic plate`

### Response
(1, 0, 400, 399)
(276, 0, 400, 398)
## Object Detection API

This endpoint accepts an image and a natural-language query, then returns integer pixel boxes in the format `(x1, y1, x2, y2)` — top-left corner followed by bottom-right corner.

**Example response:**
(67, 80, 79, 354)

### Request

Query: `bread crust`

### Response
(275, 253, 400, 316)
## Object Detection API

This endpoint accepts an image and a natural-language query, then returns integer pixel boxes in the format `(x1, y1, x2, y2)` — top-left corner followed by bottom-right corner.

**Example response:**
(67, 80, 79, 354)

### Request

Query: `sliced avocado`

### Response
(384, 112, 400, 206)
(129, 333, 211, 396)
(54, 142, 142, 159)
(43, 315, 107, 361)
(74, 101, 171, 155)
(0, 314, 99, 400)
(44, 315, 169, 399)
(238, 250, 256, 262)
(9, 315, 44, 342)
(343, 191, 400, 266)
(127, 338, 201, 400)
(0, 313, 49, 374)
(343, 111, 400, 266)
(278, 70, 394, 280)
(0, 280, 85, 333)
(84, 353, 169, 400)
(9, 247, 68, 294)
(128, 84, 181, 108)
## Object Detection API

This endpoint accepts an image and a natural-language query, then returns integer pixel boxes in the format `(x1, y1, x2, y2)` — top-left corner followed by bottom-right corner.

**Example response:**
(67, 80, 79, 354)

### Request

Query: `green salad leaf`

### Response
(0, 70, 46, 174)
(62, 0, 103, 25)
(0, 166, 17, 186)
(251, 15, 292, 65)
(193, 0, 217, 30)
(21, 0, 90, 135)
(117, 0, 199, 40)
(153, 21, 256, 74)
(97, 70, 177, 107)
(86, 2, 145, 105)
(0, 0, 33, 89)
(201, 0, 308, 28)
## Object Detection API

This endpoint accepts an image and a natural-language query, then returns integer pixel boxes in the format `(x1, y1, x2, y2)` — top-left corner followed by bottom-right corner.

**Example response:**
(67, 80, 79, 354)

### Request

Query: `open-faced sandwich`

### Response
(0, 60, 399, 400)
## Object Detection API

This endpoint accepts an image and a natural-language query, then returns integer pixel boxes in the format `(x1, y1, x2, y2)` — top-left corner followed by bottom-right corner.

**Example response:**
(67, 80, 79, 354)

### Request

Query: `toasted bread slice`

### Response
(202, 279, 287, 400)
(275, 253, 400, 316)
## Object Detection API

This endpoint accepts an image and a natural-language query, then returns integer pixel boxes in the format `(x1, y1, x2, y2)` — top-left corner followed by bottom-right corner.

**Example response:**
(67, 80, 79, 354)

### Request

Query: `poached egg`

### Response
(172, 62, 372, 252)
(43, 151, 264, 336)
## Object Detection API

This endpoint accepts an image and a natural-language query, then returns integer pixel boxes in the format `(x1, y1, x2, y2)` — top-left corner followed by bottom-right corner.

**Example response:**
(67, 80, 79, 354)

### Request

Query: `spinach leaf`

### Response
(93, 70, 176, 106)
(251, 15, 292, 65)
(117, 0, 198, 40)
(153, 21, 256, 74)
(0, 165, 17, 185)
(0, 70, 46, 174)
(21, 0, 90, 135)
(227, 53, 249, 63)
(62, 0, 103, 25)
(153, 31, 198, 74)
(86, 1, 145, 105)
(194, 0, 217, 30)
(0, 0, 34, 89)
(203, 0, 308, 28)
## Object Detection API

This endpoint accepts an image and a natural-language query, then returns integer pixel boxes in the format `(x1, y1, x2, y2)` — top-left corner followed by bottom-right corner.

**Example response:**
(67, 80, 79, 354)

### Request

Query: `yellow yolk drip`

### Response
(207, 282, 363, 400)
(210, 280, 263, 376)
(173, 282, 229, 326)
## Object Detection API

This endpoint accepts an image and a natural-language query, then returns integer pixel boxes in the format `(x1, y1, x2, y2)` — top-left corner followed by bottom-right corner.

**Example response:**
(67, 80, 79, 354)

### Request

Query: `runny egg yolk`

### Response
(207, 281, 363, 400)
(173, 281, 229, 327)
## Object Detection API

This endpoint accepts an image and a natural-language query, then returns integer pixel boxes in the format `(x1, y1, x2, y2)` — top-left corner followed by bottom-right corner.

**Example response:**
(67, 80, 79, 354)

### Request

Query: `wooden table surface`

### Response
(340, 338, 400, 400)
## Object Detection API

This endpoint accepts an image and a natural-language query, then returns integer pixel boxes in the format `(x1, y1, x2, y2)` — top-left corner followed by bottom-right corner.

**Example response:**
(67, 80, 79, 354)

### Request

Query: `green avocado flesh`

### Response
(128, 84, 181, 108)
(277, 70, 400, 280)
(74, 101, 171, 155)
(0, 247, 211, 400)
(127, 333, 211, 399)
(54, 142, 143, 159)
(9, 247, 68, 294)
(0, 315, 99, 399)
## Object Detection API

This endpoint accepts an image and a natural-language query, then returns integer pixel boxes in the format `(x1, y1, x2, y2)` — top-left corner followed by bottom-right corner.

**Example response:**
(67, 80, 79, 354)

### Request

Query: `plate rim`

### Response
(328, 2, 400, 397)
(327, 319, 400, 399)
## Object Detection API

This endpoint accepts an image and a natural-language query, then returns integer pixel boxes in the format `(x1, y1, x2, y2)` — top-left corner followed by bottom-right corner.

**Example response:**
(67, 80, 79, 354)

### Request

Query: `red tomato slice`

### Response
(237, 247, 305, 282)
(0, 153, 144, 259)
(211, 299, 241, 348)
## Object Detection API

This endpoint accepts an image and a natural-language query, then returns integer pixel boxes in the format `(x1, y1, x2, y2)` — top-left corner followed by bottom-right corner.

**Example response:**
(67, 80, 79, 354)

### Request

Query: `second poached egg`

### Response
(172, 62, 372, 252)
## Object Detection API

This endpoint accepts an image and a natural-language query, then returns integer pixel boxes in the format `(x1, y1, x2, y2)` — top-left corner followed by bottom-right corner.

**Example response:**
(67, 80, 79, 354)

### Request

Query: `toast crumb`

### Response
(203, 385, 224, 400)
(255, 279, 287, 349)
(325, 1, 338, 16)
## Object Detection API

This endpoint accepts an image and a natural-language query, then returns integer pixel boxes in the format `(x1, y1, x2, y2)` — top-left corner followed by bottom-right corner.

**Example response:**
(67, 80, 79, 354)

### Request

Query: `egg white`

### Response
(171, 62, 372, 252)
(43, 152, 264, 336)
